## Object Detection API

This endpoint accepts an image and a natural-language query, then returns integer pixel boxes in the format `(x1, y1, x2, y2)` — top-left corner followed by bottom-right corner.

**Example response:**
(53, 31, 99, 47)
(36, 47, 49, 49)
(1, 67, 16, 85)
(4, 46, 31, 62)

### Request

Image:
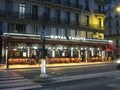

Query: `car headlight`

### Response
(117, 60, 120, 64)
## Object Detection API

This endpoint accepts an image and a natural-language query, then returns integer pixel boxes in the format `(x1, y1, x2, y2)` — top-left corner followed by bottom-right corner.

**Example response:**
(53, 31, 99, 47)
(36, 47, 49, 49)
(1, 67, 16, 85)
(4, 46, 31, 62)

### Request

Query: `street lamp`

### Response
(40, 12, 48, 77)
(114, 5, 120, 58)
(6, 37, 11, 69)
(34, 1, 54, 83)
(116, 6, 120, 12)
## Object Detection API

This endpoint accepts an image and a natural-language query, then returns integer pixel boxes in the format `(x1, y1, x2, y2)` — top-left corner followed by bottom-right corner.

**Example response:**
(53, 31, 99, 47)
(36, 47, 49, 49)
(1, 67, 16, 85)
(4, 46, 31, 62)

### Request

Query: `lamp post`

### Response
(40, 12, 48, 78)
(115, 6, 120, 58)
(116, 6, 120, 12)
(6, 37, 11, 69)
(34, 1, 54, 83)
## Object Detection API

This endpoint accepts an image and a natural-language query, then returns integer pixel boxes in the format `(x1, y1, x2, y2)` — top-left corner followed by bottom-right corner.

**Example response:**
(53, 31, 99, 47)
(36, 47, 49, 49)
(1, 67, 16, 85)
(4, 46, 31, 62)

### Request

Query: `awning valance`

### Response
(103, 43, 117, 52)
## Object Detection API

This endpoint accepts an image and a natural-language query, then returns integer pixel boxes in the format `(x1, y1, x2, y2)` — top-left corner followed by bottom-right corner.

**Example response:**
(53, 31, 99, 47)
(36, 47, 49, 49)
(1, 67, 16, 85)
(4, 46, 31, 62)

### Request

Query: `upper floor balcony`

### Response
(43, 1, 82, 13)
(94, 0, 104, 4)
(105, 34, 120, 38)
(94, 9, 104, 14)
(0, 10, 105, 33)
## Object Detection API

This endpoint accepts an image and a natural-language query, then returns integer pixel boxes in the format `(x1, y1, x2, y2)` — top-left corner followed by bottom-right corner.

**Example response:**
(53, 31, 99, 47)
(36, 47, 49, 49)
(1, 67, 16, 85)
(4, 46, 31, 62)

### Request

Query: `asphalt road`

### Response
(34, 74, 120, 90)
(10, 63, 120, 90)
(11, 63, 117, 79)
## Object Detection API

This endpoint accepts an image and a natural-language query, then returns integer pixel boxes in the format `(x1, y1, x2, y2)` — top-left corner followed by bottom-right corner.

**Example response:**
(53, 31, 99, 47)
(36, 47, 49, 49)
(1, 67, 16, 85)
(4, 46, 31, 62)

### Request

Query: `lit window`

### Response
(19, 3, 26, 18)
(98, 18, 102, 28)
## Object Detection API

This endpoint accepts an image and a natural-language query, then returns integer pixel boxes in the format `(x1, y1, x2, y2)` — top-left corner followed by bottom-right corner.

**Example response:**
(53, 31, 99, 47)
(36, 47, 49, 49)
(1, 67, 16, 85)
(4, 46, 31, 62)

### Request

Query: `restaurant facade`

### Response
(3, 33, 116, 65)
(0, 0, 117, 65)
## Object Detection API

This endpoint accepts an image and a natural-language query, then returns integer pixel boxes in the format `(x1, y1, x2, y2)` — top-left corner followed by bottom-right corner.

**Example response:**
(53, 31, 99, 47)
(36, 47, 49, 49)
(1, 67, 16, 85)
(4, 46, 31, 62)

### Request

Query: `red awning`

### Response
(103, 43, 117, 52)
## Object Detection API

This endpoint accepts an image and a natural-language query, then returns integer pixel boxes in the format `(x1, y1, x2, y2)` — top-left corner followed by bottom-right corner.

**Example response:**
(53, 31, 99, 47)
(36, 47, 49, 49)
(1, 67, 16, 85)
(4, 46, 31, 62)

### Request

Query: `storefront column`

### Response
(102, 51, 105, 61)
(52, 50, 55, 57)
(71, 50, 73, 57)
(91, 50, 94, 56)
(62, 50, 65, 57)
(27, 47, 30, 58)
(85, 50, 88, 62)
(5, 48, 8, 69)
(78, 50, 81, 58)
(99, 51, 102, 57)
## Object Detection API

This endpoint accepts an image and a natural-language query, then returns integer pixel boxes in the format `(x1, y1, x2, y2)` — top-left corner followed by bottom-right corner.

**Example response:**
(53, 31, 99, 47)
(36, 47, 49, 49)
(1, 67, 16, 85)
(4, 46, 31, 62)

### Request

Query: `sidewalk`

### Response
(0, 61, 116, 70)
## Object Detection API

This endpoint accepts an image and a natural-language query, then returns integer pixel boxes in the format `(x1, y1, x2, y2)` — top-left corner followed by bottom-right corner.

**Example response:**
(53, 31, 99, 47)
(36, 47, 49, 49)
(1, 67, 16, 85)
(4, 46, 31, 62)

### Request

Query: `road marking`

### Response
(0, 70, 42, 90)
(3, 85, 42, 90)
(107, 84, 116, 87)
(0, 79, 31, 84)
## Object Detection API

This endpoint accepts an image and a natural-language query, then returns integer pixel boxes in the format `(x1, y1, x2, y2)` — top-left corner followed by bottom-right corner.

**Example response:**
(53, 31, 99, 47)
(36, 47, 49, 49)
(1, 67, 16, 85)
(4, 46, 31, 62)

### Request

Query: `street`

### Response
(11, 63, 117, 79)
(9, 63, 120, 90)
(37, 72, 120, 90)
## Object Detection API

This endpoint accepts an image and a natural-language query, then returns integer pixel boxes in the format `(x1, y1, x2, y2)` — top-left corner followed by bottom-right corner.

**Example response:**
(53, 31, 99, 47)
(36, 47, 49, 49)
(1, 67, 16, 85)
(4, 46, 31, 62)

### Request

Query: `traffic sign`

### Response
(40, 30, 45, 40)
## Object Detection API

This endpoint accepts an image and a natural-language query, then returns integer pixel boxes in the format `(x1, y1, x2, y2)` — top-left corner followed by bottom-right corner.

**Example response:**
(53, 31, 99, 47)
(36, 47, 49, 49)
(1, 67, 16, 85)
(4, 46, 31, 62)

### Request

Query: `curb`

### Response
(0, 62, 116, 70)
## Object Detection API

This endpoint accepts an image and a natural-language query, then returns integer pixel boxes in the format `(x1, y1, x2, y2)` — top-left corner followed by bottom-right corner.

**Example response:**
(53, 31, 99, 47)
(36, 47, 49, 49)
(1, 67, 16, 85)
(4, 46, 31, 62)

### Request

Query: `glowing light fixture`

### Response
(13, 48, 17, 51)
(34, 46, 38, 49)
(116, 6, 120, 12)
(71, 47, 74, 50)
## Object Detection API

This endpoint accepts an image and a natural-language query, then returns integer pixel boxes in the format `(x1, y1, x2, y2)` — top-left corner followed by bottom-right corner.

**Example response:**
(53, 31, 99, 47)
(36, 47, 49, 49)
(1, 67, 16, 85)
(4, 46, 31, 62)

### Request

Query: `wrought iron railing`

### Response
(0, 10, 105, 30)
(105, 34, 120, 37)
(0, 10, 42, 21)
(94, 9, 104, 14)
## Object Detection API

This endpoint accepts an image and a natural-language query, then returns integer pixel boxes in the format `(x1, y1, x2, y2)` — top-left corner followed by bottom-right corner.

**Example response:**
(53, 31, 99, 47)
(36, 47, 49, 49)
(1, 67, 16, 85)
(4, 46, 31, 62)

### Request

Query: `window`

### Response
(8, 23, 26, 33)
(86, 15, 89, 26)
(75, 13, 79, 25)
(70, 0, 75, 7)
(85, 0, 89, 11)
(62, 28, 66, 36)
(115, 14, 119, 18)
(0, 22, 3, 35)
(61, 0, 70, 6)
(56, 28, 65, 36)
(32, 25, 40, 35)
(45, 8, 50, 15)
(116, 20, 119, 26)
(55, 9, 60, 22)
(116, 40, 119, 47)
(109, 30, 112, 36)
(116, 29, 119, 35)
(76, 30, 80, 37)
(52, 0, 60, 4)
(98, 4, 102, 12)
(6, 0, 13, 14)
(76, 0, 79, 8)
(79, 5, 83, 9)
(51, 27, 57, 35)
(108, 5, 111, 10)
(108, 14, 112, 18)
(70, 0, 78, 8)
(98, 18, 102, 28)
(57, 28, 61, 36)
(32, 5, 38, 20)
(19, 3, 26, 18)
(16, 24, 26, 33)
(87, 32, 92, 38)
(65, 11, 70, 24)
(56, 28, 59, 36)
(70, 29, 75, 37)
(108, 21, 111, 28)
(8, 23, 14, 33)
(45, 7, 50, 21)
(80, 31, 86, 38)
